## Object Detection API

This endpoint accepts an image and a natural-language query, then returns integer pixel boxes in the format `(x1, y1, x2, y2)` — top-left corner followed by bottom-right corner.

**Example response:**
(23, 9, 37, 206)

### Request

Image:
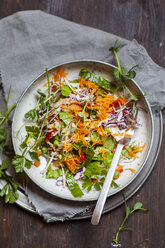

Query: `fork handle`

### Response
(91, 143, 123, 225)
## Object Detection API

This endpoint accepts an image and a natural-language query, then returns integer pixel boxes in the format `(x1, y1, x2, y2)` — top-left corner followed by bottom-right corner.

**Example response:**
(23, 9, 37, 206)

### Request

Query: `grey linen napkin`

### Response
(0, 10, 165, 222)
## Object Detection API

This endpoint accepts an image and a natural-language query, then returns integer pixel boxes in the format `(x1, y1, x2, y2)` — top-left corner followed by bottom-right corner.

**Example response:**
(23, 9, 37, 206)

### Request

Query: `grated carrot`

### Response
(125, 168, 136, 173)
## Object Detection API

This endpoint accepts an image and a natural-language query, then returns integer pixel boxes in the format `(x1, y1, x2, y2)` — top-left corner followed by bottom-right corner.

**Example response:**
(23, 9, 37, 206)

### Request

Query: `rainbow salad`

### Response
(13, 68, 145, 198)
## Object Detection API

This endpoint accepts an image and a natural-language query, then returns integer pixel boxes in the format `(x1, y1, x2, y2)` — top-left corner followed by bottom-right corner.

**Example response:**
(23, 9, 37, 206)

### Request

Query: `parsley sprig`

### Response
(113, 193, 148, 245)
(0, 160, 19, 203)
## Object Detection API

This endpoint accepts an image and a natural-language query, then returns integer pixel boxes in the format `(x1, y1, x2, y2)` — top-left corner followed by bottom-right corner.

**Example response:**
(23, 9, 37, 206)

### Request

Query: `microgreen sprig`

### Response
(109, 40, 138, 82)
(109, 41, 139, 101)
(113, 193, 148, 245)
(0, 86, 19, 204)
(0, 85, 16, 127)
(71, 101, 89, 133)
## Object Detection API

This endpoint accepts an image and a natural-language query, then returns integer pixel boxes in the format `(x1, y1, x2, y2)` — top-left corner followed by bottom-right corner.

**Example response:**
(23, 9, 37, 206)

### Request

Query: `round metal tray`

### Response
(0, 111, 162, 220)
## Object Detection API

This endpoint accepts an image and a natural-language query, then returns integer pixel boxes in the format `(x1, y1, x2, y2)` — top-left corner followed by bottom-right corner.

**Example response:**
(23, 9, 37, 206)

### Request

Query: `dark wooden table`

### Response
(0, 1, 165, 247)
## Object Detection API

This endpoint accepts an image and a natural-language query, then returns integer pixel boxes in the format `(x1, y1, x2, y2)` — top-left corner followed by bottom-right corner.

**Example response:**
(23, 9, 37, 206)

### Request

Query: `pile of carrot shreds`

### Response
(20, 67, 145, 198)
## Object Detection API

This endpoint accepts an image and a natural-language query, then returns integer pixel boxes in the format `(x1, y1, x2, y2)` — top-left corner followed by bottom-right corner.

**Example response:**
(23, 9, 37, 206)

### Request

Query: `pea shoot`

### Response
(113, 193, 148, 245)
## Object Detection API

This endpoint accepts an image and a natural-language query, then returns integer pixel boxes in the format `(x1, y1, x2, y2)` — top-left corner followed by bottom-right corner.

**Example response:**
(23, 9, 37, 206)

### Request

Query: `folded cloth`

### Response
(0, 10, 164, 222)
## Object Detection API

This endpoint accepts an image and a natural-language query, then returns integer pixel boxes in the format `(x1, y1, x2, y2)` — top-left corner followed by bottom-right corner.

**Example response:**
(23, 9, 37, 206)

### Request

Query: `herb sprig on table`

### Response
(113, 193, 148, 245)
(0, 86, 19, 203)
(0, 160, 19, 203)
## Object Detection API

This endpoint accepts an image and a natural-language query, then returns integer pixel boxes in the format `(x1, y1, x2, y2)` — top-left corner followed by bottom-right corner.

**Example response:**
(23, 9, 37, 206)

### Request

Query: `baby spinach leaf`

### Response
(79, 69, 117, 93)
(59, 112, 73, 125)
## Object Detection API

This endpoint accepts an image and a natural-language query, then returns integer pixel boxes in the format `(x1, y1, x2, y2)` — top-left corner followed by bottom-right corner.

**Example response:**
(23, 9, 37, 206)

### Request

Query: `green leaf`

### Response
(25, 125, 39, 134)
(130, 95, 139, 101)
(7, 119, 12, 126)
(29, 151, 40, 162)
(94, 182, 102, 191)
(0, 127, 7, 144)
(46, 165, 62, 179)
(127, 69, 136, 79)
(81, 147, 95, 160)
(79, 69, 117, 93)
(24, 109, 38, 122)
(61, 85, 72, 97)
(37, 90, 46, 98)
(113, 68, 121, 82)
(1, 160, 9, 170)
(111, 180, 119, 188)
(104, 136, 115, 151)
(59, 112, 73, 125)
(91, 132, 100, 141)
(104, 128, 110, 133)
(121, 149, 131, 159)
(109, 44, 119, 53)
(84, 161, 103, 179)
(10, 180, 19, 191)
(66, 172, 84, 198)
(20, 135, 29, 149)
(133, 202, 143, 210)
(0, 184, 8, 197)
(5, 187, 19, 204)
(126, 206, 131, 217)
(78, 112, 84, 118)
(0, 160, 9, 177)
(3, 144, 14, 154)
(12, 155, 33, 173)
(82, 177, 94, 192)
(113, 171, 120, 180)
(121, 67, 126, 76)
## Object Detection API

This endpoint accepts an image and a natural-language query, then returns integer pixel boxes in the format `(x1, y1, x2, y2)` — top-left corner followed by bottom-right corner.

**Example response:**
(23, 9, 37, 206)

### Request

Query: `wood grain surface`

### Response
(0, 1, 165, 248)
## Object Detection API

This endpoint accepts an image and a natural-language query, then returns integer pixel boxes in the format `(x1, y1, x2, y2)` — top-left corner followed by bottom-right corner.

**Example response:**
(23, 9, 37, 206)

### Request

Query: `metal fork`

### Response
(91, 136, 132, 225)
